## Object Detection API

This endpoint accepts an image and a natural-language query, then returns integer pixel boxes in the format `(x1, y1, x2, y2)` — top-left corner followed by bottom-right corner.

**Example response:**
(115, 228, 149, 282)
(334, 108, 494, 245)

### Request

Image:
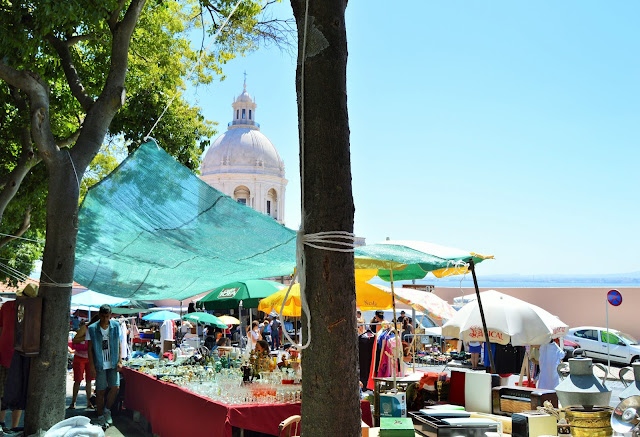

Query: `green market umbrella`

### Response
(198, 279, 285, 310)
(354, 240, 491, 280)
(182, 312, 227, 329)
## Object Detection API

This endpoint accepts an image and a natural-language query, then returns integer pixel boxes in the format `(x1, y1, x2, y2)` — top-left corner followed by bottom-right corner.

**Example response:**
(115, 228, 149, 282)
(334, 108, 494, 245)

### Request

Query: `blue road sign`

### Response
(607, 289, 622, 306)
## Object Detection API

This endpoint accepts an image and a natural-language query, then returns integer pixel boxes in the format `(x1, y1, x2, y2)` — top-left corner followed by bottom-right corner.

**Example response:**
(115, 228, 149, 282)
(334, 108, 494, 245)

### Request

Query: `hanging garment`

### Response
(359, 332, 375, 386)
(130, 321, 140, 339)
(537, 341, 565, 390)
(483, 343, 496, 369)
(378, 335, 398, 378)
(367, 328, 390, 390)
(160, 319, 174, 354)
(494, 344, 526, 374)
(120, 320, 130, 360)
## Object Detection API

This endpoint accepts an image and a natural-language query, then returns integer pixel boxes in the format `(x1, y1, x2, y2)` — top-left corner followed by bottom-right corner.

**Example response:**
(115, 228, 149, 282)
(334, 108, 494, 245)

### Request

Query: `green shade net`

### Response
(74, 141, 297, 301)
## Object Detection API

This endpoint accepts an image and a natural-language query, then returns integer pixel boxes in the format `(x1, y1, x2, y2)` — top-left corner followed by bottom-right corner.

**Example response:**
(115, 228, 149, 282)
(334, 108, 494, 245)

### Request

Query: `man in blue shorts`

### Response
(88, 304, 122, 427)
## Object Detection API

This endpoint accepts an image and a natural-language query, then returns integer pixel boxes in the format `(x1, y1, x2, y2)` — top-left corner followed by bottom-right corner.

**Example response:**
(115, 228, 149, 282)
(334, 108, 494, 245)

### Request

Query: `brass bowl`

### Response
(565, 406, 613, 436)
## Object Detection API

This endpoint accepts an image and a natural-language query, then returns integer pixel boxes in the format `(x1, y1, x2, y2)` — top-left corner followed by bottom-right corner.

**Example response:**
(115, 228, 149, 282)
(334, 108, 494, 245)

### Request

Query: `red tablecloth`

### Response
(122, 367, 372, 436)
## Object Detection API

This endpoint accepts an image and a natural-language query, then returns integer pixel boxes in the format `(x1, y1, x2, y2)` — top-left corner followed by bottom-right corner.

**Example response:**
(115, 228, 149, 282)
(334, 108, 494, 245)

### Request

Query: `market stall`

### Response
(121, 367, 373, 436)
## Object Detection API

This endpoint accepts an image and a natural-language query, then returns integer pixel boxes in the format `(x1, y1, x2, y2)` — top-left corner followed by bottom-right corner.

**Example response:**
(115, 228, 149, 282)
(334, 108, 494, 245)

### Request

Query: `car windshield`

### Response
(619, 332, 638, 345)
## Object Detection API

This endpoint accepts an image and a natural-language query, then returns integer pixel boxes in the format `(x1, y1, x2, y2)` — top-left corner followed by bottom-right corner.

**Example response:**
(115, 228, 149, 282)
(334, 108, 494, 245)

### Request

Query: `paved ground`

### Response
(63, 371, 149, 437)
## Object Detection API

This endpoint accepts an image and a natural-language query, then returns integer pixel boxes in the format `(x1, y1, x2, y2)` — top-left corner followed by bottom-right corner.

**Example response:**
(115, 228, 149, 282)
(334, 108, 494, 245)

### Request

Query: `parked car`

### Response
(564, 326, 640, 365)
(561, 338, 579, 361)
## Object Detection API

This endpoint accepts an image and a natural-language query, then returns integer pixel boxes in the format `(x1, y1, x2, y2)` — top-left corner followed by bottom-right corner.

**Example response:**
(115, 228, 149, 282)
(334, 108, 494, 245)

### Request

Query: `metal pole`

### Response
(469, 259, 496, 374)
(239, 300, 244, 354)
(606, 296, 610, 377)
(412, 307, 416, 373)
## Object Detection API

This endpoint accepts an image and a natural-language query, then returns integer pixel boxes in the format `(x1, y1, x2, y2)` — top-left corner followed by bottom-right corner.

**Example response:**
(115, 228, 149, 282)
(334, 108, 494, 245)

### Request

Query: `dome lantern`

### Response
(231, 75, 258, 129)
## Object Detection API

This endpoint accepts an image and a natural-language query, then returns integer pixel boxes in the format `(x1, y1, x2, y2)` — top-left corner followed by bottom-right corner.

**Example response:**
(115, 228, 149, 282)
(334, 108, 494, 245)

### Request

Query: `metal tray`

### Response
(409, 412, 498, 437)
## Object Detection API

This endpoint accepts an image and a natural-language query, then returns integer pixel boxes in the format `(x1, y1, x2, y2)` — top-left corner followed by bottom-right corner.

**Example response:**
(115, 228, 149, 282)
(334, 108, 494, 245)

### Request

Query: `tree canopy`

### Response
(0, 0, 292, 285)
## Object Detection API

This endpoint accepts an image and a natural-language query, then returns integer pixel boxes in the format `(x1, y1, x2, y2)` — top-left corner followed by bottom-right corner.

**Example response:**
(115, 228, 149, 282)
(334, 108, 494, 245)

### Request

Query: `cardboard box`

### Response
(380, 392, 406, 418)
(380, 417, 414, 437)
(470, 412, 512, 434)
(361, 420, 370, 437)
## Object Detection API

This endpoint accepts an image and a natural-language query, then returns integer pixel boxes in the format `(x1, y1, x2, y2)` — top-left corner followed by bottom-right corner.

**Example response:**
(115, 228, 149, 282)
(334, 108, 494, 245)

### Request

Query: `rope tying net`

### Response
(279, 230, 357, 350)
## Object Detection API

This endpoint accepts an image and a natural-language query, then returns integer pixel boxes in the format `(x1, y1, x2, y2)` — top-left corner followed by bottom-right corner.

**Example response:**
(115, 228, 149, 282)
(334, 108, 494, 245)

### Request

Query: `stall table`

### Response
(122, 367, 372, 436)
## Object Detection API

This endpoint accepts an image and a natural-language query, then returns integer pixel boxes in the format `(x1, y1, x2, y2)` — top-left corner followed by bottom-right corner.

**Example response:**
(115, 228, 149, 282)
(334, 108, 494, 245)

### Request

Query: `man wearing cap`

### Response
(87, 304, 122, 427)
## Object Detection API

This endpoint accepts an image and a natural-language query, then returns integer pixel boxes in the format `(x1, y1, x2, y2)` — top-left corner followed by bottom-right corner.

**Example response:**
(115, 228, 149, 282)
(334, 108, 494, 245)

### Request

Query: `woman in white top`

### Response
(247, 320, 262, 350)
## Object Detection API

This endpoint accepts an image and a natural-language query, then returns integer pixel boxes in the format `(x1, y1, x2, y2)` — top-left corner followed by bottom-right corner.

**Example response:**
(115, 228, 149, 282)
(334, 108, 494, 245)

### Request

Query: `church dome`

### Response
(201, 128, 285, 177)
(200, 80, 285, 178)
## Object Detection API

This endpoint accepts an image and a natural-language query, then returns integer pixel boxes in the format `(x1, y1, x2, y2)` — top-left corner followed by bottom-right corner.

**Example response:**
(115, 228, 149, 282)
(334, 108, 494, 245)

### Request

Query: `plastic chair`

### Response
(278, 415, 301, 437)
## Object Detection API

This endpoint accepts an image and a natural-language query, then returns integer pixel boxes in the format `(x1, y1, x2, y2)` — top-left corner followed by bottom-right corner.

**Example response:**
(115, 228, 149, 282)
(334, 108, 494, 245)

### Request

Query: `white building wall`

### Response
(200, 173, 287, 225)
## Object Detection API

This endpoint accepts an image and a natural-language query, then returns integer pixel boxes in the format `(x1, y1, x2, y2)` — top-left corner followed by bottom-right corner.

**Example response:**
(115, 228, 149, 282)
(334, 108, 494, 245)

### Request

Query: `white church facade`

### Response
(200, 82, 287, 224)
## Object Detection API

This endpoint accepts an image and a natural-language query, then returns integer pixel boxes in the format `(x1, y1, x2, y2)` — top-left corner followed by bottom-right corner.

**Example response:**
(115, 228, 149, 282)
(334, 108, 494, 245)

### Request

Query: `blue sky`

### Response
(188, 1, 640, 276)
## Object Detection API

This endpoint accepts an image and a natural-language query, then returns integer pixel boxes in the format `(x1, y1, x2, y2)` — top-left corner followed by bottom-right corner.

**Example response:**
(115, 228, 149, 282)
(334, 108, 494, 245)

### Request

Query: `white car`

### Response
(564, 326, 640, 365)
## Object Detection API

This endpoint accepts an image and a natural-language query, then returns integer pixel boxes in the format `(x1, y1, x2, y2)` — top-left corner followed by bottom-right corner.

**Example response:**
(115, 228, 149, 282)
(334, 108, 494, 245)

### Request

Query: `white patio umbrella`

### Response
(442, 290, 568, 346)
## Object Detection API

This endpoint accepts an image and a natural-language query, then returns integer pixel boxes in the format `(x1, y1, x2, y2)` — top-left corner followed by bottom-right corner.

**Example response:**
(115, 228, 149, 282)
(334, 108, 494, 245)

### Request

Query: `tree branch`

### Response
(108, 0, 128, 32)
(0, 61, 60, 166)
(65, 34, 94, 47)
(0, 148, 35, 214)
(56, 129, 81, 148)
(0, 94, 39, 223)
(0, 206, 31, 250)
(73, 0, 146, 171)
(45, 34, 94, 112)
(262, 0, 278, 12)
(0, 61, 42, 95)
(110, 0, 146, 90)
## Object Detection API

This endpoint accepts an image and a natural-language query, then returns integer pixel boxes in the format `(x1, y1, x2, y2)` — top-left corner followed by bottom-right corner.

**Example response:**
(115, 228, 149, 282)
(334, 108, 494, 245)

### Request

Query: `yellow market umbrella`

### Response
(259, 281, 393, 317)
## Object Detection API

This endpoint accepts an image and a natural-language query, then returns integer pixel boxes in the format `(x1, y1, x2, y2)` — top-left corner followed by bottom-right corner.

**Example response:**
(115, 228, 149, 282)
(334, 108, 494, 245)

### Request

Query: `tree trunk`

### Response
(291, 1, 359, 436)
(25, 162, 80, 434)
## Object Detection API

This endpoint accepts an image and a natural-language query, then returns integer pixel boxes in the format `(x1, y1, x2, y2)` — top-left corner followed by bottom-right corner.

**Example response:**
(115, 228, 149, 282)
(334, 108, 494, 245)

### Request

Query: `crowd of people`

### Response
(358, 309, 416, 342)
(247, 315, 284, 351)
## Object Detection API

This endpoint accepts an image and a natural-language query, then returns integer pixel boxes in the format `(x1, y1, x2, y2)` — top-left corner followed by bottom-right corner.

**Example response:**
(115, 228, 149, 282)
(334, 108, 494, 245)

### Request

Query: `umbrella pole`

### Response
(390, 270, 400, 388)
(469, 259, 496, 374)
(238, 301, 244, 354)
(411, 308, 416, 373)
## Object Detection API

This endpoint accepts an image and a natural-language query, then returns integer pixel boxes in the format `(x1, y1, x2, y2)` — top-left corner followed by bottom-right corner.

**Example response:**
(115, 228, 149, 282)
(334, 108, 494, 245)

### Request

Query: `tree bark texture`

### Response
(290, 1, 360, 436)
(24, 165, 79, 432)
